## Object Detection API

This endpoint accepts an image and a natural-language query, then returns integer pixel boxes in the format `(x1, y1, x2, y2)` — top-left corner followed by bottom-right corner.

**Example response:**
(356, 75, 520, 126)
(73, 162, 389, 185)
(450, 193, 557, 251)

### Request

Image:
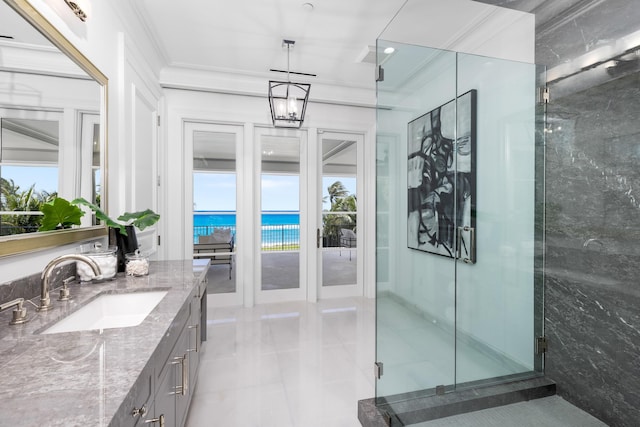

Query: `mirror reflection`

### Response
(0, 0, 103, 239)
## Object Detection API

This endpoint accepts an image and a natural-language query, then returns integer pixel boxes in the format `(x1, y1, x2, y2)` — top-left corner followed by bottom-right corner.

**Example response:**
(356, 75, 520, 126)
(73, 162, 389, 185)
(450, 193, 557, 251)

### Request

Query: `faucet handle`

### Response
(58, 276, 76, 301)
(0, 298, 29, 325)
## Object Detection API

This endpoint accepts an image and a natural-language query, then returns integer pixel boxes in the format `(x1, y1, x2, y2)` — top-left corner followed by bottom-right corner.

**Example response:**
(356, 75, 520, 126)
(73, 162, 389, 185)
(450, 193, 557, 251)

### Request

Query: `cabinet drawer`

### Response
(111, 365, 153, 427)
(154, 300, 191, 381)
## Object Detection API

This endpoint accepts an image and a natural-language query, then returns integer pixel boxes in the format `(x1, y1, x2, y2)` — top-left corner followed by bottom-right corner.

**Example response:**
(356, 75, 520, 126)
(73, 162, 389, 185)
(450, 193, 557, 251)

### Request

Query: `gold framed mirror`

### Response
(0, 0, 108, 257)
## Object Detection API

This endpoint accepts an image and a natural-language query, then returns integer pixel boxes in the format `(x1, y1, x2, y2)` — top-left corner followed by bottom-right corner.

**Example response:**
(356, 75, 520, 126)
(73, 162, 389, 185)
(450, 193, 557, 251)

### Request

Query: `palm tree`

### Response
(326, 181, 348, 205)
(0, 181, 54, 235)
(0, 177, 19, 211)
(322, 181, 357, 246)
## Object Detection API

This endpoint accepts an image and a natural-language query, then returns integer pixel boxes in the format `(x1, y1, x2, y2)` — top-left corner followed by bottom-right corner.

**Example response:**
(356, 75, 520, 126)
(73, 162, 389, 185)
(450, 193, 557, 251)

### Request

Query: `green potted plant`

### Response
(72, 198, 159, 236)
(38, 197, 85, 231)
(72, 197, 160, 272)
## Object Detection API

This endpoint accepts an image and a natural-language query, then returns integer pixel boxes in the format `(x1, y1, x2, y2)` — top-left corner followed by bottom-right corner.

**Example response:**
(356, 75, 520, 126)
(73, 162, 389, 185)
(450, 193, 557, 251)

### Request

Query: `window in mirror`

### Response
(0, 114, 60, 235)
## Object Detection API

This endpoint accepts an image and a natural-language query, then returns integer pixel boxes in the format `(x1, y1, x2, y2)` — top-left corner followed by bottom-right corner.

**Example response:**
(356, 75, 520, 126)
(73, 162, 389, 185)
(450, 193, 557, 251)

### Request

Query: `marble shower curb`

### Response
(358, 377, 556, 426)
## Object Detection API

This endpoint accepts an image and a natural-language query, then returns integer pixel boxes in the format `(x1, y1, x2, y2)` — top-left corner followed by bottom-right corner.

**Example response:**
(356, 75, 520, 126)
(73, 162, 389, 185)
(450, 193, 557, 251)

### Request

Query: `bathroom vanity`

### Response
(0, 259, 209, 426)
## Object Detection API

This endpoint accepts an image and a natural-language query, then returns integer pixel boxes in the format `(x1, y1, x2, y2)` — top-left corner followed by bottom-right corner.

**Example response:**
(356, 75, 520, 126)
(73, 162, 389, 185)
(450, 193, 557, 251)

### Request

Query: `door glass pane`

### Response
(376, 41, 458, 400)
(455, 52, 541, 384)
(193, 130, 237, 294)
(261, 135, 300, 291)
(321, 136, 357, 287)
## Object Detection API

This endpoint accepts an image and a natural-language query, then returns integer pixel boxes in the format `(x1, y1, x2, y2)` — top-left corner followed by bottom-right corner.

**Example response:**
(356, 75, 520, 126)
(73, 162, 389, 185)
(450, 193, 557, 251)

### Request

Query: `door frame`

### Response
(253, 125, 309, 304)
(316, 130, 365, 299)
(185, 121, 245, 307)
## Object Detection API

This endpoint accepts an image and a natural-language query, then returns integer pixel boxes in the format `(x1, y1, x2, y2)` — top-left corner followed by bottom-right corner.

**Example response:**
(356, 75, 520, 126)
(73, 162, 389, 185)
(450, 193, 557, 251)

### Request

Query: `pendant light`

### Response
(268, 40, 311, 128)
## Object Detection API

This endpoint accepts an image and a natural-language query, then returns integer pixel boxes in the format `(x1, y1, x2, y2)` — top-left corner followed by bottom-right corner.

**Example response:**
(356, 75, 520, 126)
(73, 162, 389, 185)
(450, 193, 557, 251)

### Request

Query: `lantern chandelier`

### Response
(268, 40, 311, 128)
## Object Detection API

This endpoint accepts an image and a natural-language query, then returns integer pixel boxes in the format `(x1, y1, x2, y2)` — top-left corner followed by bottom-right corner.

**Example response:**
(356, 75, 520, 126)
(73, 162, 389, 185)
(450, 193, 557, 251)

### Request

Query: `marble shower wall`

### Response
(541, 3, 640, 427)
(545, 72, 640, 426)
(475, 1, 640, 425)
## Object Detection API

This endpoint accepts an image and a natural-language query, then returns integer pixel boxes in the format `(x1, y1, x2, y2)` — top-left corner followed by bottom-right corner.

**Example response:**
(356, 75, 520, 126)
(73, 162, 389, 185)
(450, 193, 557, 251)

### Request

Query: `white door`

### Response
(186, 122, 244, 307)
(254, 126, 308, 304)
(316, 131, 364, 298)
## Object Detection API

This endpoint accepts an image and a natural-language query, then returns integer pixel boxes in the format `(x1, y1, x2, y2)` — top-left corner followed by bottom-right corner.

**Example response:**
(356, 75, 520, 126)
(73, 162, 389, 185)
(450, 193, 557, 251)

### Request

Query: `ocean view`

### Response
(193, 211, 300, 247)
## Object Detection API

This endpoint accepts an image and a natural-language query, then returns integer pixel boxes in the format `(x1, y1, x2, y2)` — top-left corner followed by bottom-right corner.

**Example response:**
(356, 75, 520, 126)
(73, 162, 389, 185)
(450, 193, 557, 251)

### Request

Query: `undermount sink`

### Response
(41, 290, 168, 334)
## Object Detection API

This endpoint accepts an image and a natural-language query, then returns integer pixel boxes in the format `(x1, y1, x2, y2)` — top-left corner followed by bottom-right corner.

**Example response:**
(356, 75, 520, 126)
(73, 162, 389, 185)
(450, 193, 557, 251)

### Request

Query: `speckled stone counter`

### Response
(0, 259, 209, 427)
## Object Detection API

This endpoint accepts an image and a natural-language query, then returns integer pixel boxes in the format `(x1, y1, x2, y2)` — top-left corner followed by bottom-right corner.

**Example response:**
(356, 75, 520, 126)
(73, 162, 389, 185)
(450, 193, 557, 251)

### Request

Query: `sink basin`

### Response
(41, 290, 168, 334)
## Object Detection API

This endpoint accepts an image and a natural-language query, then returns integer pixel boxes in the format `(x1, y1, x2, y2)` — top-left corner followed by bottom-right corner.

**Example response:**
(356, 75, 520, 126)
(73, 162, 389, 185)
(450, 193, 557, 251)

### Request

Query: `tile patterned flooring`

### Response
(185, 296, 375, 427)
(185, 296, 607, 427)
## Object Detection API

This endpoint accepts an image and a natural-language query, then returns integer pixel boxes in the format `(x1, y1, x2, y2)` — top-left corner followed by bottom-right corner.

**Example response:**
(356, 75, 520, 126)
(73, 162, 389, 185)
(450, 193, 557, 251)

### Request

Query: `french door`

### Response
(254, 128, 365, 303)
(188, 123, 364, 306)
(316, 131, 364, 299)
(254, 126, 308, 304)
(187, 121, 244, 307)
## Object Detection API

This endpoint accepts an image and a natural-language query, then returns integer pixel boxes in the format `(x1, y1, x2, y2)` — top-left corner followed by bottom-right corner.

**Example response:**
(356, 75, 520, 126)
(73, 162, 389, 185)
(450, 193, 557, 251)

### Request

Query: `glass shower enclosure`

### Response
(374, 1, 545, 420)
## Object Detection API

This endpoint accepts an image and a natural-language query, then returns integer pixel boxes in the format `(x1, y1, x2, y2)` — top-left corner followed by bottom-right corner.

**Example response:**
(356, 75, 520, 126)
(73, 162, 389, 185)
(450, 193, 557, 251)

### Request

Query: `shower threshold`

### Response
(358, 376, 556, 426)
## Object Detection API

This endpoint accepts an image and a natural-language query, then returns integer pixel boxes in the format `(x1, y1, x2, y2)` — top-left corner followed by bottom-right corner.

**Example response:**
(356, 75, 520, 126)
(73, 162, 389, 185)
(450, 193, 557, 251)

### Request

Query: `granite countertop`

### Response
(0, 259, 209, 427)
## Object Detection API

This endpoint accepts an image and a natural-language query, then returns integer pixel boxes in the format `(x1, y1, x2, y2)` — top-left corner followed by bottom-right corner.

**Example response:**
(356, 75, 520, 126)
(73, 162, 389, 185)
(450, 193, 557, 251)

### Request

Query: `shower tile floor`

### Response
(185, 296, 607, 427)
(376, 295, 527, 396)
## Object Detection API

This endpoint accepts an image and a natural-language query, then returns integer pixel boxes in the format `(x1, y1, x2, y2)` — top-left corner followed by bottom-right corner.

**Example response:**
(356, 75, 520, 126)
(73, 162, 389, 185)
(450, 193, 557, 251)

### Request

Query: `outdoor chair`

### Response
(194, 228, 235, 279)
(339, 228, 357, 261)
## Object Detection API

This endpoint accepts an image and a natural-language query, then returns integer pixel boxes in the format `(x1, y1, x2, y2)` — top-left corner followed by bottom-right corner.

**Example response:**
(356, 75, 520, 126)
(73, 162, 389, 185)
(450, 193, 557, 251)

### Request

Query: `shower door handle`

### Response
(457, 226, 476, 264)
(317, 228, 321, 249)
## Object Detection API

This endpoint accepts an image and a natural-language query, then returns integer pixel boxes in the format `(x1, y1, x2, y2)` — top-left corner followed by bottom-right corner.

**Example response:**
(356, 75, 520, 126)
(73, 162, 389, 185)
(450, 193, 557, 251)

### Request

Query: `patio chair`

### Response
(194, 228, 235, 279)
(339, 228, 356, 261)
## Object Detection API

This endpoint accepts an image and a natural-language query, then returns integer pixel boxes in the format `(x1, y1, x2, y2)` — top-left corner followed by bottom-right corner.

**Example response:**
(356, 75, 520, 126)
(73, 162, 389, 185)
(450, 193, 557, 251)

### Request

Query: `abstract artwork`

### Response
(407, 90, 476, 262)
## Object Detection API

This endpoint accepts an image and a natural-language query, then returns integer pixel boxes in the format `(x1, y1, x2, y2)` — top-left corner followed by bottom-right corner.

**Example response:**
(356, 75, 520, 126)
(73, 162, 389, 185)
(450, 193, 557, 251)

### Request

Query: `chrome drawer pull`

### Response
(145, 414, 165, 427)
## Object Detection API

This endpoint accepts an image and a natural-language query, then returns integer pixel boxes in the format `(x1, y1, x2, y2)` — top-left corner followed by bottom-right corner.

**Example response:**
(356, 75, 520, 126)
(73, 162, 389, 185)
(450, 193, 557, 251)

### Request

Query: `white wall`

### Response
(0, 0, 163, 282)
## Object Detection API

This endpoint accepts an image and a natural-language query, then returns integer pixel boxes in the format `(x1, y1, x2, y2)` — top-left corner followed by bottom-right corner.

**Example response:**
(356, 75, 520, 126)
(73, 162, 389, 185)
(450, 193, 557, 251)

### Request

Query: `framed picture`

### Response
(407, 89, 476, 262)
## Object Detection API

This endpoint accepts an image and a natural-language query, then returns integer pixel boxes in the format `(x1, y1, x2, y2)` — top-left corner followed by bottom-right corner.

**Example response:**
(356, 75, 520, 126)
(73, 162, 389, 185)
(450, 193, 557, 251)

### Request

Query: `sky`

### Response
(193, 173, 356, 212)
(1, 165, 58, 195)
(3, 166, 356, 212)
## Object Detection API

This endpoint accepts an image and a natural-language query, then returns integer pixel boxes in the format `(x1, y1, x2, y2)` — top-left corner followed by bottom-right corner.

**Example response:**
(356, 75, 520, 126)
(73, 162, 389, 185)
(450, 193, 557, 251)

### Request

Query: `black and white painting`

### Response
(407, 89, 476, 261)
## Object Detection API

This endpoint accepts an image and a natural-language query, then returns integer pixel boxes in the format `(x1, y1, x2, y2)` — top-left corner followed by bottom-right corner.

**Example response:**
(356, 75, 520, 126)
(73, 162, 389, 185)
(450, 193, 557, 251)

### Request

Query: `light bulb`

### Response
(275, 99, 287, 119)
(287, 95, 298, 118)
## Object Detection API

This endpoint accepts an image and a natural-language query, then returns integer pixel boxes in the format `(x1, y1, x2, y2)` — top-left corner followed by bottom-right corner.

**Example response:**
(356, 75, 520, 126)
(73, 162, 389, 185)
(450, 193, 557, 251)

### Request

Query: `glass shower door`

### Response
(375, 43, 545, 410)
(454, 53, 541, 386)
(376, 43, 459, 399)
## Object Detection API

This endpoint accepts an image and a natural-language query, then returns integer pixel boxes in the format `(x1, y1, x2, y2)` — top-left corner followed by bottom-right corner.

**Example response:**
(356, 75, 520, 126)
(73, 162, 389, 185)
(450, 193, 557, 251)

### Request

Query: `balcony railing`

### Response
(194, 224, 300, 251)
(193, 211, 356, 251)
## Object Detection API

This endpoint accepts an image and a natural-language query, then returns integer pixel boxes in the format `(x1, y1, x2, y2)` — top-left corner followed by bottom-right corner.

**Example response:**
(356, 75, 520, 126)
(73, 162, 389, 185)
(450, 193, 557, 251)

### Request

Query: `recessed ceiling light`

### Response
(383, 47, 395, 54)
(302, 2, 314, 11)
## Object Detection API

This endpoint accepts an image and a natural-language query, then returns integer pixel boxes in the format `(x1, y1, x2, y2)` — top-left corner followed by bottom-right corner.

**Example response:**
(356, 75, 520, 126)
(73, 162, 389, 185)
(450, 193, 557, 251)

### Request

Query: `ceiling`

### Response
(5, 0, 639, 99)
(135, 0, 407, 90)
(134, 0, 640, 95)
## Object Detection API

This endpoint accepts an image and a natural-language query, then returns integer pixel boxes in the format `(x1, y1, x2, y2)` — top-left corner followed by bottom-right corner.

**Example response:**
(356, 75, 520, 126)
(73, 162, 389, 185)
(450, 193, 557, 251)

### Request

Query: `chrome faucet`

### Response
(39, 254, 102, 311)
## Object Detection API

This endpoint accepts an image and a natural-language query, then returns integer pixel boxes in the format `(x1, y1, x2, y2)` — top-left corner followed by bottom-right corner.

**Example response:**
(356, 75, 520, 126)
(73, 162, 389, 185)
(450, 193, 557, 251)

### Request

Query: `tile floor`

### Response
(207, 250, 357, 294)
(376, 295, 527, 396)
(413, 395, 608, 427)
(185, 296, 375, 427)
(185, 296, 606, 427)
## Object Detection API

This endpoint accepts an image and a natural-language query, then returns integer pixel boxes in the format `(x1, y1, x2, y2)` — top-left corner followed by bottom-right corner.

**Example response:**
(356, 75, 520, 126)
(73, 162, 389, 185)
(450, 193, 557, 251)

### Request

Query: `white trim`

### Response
(317, 131, 365, 299)
(253, 126, 308, 304)
(307, 127, 319, 303)
(184, 121, 245, 307)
